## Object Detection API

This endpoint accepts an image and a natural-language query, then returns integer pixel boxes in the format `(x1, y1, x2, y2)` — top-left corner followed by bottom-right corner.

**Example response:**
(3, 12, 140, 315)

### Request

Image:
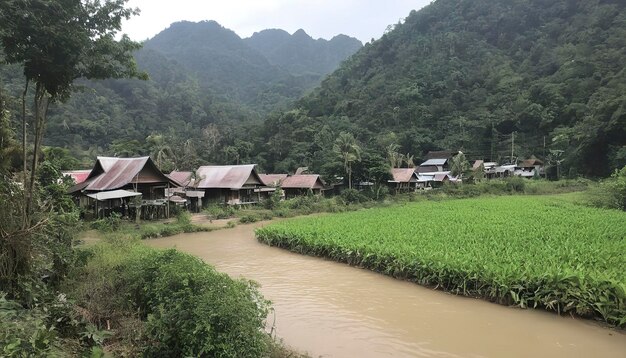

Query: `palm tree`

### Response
(147, 134, 175, 170)
(333, 132, 361, 189)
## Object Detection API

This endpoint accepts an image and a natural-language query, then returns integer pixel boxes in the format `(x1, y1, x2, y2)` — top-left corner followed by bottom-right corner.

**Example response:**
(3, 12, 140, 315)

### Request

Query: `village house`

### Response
(515, 158, 544, 178)
(67, 156, 175, 219)
(388, 168, 419, 193)
(416, 151, 455, 174)
(280, 174, 326, 198)
(194, 164, 266, 205)
(258, 174, 288, 188)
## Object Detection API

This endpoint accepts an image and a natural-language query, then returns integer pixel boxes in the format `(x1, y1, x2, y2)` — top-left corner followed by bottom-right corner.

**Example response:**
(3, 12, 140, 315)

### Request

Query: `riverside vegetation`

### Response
(257, 192, 626, 327)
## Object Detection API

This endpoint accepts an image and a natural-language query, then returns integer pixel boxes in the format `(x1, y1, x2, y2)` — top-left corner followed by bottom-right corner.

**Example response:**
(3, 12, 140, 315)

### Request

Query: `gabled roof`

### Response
(472, 160, 484, 170)
(521, 158, 544, 167)
(62, 170, 91, 184)
(434, 173, 450, 182)
(168, 171, 193, 187)
(424, 151, 454, 160)
(420, 158, 448, 166)
(195, 165, 263, 189)
(295, 167, 309, 175)
(71, 157, 171, 192)
(390, 168, 418, 183)
(259, 174, 288, 187)
(281, 175, 325, 189)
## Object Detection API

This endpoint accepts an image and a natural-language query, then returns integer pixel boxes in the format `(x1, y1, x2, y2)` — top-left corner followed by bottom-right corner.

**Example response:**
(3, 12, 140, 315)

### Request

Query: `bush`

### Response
(69, 242, 272, 357)
(263, 188, 283, 210)
(0, 295, 63, 357)
(338, 189, 369, 205)
(176, 211, 192, 225)
(586, 166, 626, 210)
(239, 215, 259, 224)
(204, 205, 236, 220)
(504, 177, 526, 193)
(90, 212, 122, 232)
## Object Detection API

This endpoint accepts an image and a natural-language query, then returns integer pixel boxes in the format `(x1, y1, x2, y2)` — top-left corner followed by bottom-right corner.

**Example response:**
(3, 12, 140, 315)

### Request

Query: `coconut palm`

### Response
(333, 132, 361, 189)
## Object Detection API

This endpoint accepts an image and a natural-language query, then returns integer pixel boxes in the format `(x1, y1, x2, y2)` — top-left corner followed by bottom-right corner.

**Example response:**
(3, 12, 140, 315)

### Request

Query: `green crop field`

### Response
(256, 195, 626, 326)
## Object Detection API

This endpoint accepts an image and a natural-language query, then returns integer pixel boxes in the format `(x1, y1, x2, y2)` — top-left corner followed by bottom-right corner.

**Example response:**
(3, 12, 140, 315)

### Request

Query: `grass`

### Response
(90, 211, 212, 240)
(256, 194, 626, 327)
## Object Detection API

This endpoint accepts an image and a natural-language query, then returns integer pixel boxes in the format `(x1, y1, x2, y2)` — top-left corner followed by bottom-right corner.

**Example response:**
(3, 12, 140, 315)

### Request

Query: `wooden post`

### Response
(166, 182, 170, 219)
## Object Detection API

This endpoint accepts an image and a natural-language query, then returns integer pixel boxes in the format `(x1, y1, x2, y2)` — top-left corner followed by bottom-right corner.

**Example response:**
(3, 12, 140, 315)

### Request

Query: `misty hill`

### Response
(245, 28, 362, 77)
(257, 0, 626, 177)
(143, 21, 362, 112)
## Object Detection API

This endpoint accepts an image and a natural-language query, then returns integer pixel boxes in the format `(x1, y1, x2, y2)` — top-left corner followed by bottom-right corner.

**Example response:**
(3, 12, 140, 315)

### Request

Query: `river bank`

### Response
(147, 221, 626, 358)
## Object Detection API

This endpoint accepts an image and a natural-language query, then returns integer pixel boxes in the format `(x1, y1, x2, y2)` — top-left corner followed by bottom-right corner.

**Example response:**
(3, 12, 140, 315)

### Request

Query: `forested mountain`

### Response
(245, 29, 362, 77)
(256, 0, 626, 177)
(143, 21, 362, 112)
(0, 21, 361, 168)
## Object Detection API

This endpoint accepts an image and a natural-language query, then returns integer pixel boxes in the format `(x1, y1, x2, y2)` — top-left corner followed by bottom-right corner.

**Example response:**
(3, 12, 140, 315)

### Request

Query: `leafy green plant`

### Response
(257, 195, 626, 327)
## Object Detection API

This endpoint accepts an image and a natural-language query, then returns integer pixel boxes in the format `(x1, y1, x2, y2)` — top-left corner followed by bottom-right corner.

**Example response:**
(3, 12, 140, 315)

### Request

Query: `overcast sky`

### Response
(122, 0, 432, 43)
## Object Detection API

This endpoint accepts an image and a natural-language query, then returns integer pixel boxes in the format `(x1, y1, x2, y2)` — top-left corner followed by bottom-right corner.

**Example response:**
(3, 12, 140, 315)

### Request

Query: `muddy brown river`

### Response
(147, 222, 626, 358)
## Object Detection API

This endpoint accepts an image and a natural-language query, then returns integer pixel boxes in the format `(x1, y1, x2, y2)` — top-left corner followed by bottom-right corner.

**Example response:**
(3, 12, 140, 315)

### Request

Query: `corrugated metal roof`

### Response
(390, 168, 417, 183)
(472, 160, 484, 170)
(420, 158, 447, 166)
(62, 170, 91, 184)
(168, 171, 193, 187)
(259, 174, 288, 187)
(281, 175, 324, 189)
(80, 157, 171, 191)
(86, 189, 142, 201)
(295, 167, 309, 175)
(195, 165, 262, 189)
(521, 159, 543, 168)
(434, 173, 450, 182)
(424, 150, 454, 160)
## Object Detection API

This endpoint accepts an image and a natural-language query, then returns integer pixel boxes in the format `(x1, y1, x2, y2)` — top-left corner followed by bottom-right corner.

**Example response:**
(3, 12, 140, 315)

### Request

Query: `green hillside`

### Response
(0, 21, 361, 168)
(256, 0, 626, 177)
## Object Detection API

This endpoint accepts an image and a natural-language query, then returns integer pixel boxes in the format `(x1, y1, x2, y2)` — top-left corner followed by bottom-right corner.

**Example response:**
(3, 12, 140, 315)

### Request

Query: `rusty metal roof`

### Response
(77, 157, 171, 192)
(168, 171, 193, 187)
(259, 174, 288, 187)
(195, 165, 262, 189)
(281, 175, 325, 189)
(390, 168, 417, 183)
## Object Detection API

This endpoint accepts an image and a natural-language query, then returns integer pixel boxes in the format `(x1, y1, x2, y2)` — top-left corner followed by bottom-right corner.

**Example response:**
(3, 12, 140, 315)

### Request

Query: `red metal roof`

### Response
(76, 157, 171, 192)
(195, 165, 262, 189)
(390, 168, 417, 183)
(62, 170, 91, 184)
(281, 175, 324, 189)
(259, 174, 288, 187)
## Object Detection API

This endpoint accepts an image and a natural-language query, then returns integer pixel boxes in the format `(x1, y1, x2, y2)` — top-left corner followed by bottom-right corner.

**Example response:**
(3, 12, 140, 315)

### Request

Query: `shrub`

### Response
(239, 215, 259, 224)
(263, 188, 283, 210)
(90, 212, 122, 232)
(0, 295, 63, 357)
(504, 176, 526, 193)
(69, 242, 271, 357)
(338, 189, 369, 205)
(176, 211, 192, 225)
(204, 205, 236, 220)
(586, 166, 626, 210)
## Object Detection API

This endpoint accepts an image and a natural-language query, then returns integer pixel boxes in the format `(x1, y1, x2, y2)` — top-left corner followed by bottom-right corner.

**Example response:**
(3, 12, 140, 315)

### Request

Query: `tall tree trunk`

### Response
(26, 83, 49, 217)
(348, 163, 352, 190)
(21, 79, 29, 228)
